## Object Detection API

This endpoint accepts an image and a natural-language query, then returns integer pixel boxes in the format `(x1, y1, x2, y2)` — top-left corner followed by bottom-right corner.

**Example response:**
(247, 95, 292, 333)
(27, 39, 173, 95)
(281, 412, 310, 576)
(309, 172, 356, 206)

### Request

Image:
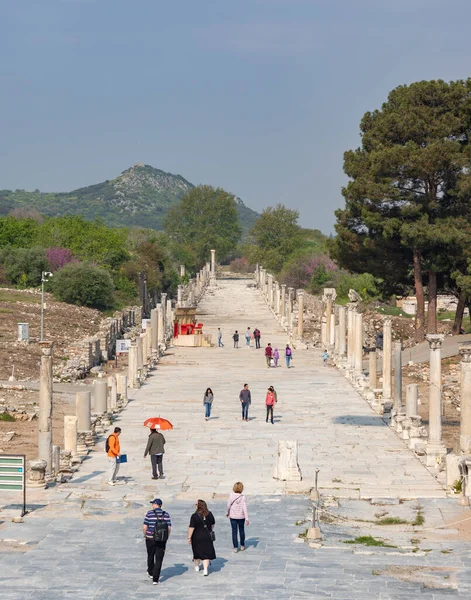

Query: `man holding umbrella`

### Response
(144, 424, 167, 480)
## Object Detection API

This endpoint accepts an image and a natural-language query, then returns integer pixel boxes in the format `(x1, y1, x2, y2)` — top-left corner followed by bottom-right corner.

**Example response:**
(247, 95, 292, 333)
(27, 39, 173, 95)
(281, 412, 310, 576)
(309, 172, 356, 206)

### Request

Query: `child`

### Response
(323, 349, 328, 366)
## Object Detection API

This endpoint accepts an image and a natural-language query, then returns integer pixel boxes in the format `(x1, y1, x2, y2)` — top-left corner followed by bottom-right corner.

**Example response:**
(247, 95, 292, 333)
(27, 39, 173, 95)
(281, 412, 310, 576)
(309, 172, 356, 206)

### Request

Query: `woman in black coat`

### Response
(188, 499, 216, 576)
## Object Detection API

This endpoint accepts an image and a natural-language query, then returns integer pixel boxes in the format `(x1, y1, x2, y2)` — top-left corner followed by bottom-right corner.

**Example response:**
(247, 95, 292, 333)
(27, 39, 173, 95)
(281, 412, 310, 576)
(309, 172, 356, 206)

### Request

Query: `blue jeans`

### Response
(286, 356, 291, 367)
(230, 518, 245, 548)
(245, 337, 250, 346)
(218, 338, 223, 347)
(205, 402, 211, 418)
(241, 402, 249, 420)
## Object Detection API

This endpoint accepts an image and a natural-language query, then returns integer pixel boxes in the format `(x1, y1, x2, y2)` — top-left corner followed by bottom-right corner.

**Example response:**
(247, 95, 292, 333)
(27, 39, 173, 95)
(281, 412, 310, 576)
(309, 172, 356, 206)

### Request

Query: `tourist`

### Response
(239, 383, 251, 421)
(226, 481, 249, 552)
(233, 330, 240, 349)
(253, 328, 261, 349)
(273, 347, 280, 367)
(323, 349, 329, 366)
(265, 386, 276, 424)
(188, 499, 216, 576)
(143, 498, 172, 585)
(217, 328, 224, 347)
(203, 387, 214, 420)
(264, 343, 273, 368)
(245, 327, 251, 348)
(107, 426, 121, 486)
(285, 344, 293, 368)
(143, 426, 166, 480)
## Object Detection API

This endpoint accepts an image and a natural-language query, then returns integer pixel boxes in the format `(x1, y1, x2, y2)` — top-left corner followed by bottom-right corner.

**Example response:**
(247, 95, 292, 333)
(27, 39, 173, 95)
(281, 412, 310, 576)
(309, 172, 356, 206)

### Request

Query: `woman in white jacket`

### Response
(226, 481, 249, 552)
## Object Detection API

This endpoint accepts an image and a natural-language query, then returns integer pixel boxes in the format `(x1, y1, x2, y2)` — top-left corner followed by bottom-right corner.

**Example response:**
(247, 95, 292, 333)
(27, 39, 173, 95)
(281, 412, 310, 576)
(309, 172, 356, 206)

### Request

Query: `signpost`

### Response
(0, 454, 26, 516)
(116, 339, 131, 354)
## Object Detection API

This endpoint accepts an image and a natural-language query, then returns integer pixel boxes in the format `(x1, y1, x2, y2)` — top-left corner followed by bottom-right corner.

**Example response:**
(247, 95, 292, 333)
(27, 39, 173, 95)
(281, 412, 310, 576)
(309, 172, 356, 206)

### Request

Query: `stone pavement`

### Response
(2, 276, 471, 599)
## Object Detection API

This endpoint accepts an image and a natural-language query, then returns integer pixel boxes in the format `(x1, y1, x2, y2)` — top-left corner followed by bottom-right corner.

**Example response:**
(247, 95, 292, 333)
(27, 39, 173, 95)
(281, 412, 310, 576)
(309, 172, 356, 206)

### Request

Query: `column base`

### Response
(425, 442, 447, 467)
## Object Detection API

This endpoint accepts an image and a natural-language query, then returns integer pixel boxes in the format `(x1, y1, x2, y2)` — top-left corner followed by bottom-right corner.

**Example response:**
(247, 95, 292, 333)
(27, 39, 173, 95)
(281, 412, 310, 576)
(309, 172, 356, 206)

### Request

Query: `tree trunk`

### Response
(452, 289, 467, 335)
(413, 248, 425, 342)
(427, 270, 437, 334)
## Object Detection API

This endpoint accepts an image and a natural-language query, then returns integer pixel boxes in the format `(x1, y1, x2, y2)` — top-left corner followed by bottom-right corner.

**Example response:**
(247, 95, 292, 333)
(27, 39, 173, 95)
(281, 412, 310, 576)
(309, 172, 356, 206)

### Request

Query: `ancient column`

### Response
(156, 304, 163, 345)
(287, 287, 294, 329)
(460, 346, 471, 453)
(210, 249, 216, 284)
(180, 264, 185, 278)
(38, 341, 54, 477)
(393, 340, 403, 411)
(368, 349, 377, 389)
(280, 285, 286, 322)
(64, 415, 78, 456)
(151, 307, 158, 352)
(267, 274, 273, 306)
(334, 324, 339, 356)
(354, 312, 363, 374)
(406, 383, 419, 417)
(93, 380, 108, 414)
(117, 374, 128, 401)
(347, 304, 356, 367)
(177, 285, 183, 308)
(425, 334, 446, 466)
(330, 313, 335, 347)
(128, 342, 139, 388)
(338, 306, 347, 358)
(76, 391, 91, 431)
(161, 293, 167, 333)
(52, 445, 61, 476)
(108, 375, 117, 411)
(274, 281, 280, 315)
(166, 298, 173, 335)
(325, 293, 333, 349)
(297, 290, 305, 338)
(382, 318, 392, 400)
(136, 334, 144, 369)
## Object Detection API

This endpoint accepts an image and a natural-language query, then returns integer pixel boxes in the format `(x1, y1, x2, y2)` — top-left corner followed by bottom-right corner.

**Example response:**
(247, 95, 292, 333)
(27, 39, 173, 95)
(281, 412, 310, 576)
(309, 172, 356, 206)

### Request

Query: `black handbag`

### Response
(198, 513, 215, 542)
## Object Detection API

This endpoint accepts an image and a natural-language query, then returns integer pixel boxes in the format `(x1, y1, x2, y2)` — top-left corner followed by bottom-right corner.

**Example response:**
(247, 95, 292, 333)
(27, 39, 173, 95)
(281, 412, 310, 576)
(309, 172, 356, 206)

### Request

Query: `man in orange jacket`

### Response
(107, 426, 121, 485)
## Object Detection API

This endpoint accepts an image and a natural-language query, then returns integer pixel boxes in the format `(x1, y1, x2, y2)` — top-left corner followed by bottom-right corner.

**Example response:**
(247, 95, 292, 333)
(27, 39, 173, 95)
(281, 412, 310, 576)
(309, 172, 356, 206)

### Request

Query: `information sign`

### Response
(0, 454, 26, 516)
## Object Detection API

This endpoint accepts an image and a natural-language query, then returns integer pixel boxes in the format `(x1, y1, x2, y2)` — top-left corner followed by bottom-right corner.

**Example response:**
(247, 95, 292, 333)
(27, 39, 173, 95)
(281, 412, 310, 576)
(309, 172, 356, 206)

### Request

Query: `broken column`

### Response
(354, 311, 363, 375)
(325, 292, 333, 350)
(93, 379, 108, 414)
(136, 334, 144, 370)
(128, 342, 139, 388)
(27, 459, 47, 488)
(274, 281, 280, 315)
(460, 346, 471, 453)
(108, 376, 117, 411)
(38, 341, 54, 478)
(382, 318, 392, 401)
(273, 440, 302, 481)
(425, 334, 447, 466)
(406, 384, 419, 417)
(116, 374, 128, 401)
(151, 307, 158, 352)
(338, 306, 346, 358)
(280, 284, 286, 323)
(347, 304, 356, 368)
(180, 264, 185, 278)
(210, 249, 216, 285)
(177, 285, 183, 308)
(297, 290, 305, 338)
(166, 298, 172, 334)
(393, 341, 403, 411)
(157, 303, 163, 345)
(161, 293, 167, 333)
(287, 288, 294, 330)
(76, 391, 91, 431)
(64, 415, 78, 456)
(368, 349, 377, 390)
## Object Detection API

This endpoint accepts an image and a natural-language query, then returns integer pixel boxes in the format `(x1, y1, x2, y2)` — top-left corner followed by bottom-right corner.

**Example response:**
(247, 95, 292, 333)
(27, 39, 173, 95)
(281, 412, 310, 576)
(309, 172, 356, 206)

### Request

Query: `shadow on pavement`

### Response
(70, 471, 105, 484)
(210, 556, 228, 573)
(333, 415, 386, 426)
(160, 563, 188, 581)
(244, 537, 259, 548)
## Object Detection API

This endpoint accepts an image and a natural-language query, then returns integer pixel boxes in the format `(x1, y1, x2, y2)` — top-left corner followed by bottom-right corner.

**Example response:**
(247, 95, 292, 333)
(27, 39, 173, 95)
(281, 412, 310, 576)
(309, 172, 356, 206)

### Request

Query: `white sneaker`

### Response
(203, 569, 208, 576)
(194, 565, 200, 572)
(107, 481, 115, 486)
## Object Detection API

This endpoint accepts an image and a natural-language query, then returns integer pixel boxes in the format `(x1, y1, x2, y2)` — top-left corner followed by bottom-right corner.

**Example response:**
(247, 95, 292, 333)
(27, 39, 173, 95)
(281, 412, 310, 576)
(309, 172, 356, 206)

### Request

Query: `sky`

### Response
(1, 0, 471, 233)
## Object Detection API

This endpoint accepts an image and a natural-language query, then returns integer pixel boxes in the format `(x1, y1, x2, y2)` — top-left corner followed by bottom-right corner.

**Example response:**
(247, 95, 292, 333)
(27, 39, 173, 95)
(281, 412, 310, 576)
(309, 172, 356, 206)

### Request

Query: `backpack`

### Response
(153, 510, 169, 542)
(105, 434, 113, 453)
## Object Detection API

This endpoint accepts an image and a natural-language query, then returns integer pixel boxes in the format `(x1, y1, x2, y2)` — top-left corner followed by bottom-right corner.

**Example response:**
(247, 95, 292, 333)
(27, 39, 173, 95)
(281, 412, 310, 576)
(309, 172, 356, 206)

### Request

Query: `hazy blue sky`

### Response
(1, 0, 470, 232)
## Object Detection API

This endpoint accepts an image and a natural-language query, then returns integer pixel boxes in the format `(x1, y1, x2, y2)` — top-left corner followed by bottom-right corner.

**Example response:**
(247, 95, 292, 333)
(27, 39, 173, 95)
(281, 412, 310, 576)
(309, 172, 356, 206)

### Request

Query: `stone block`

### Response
(273, 440, 302, 481)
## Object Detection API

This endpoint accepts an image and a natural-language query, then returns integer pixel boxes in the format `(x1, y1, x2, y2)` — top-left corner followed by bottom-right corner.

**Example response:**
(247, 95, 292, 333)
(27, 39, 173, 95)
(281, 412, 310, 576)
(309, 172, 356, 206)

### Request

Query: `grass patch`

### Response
(0, 308, 14, 314)
(376, 517, 409, 526)
(410, 538, 420, 545)
(0, 412, 15, 422)
(298, 528, 308, 539)
(412, 511, 425, 527)
(344, 535, 396, 548)
(441, 549, 453, 554)
(0, 290, 41, 304)
(375, 306, 412, 318)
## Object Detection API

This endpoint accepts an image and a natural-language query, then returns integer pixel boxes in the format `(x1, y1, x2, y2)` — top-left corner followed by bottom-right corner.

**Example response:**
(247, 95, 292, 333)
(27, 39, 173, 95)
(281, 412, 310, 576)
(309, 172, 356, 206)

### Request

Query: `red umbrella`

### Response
(143, 417, 173, 430)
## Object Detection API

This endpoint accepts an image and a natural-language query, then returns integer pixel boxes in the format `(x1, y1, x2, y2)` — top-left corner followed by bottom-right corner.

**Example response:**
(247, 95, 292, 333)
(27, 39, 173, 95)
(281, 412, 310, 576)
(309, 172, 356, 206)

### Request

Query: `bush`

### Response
(52, 262, 115, 309)
(46, 247, 76, 272)
(0, 246, 48, 287)
(279, 253, 337, 290)
(228, 257, 254, 273)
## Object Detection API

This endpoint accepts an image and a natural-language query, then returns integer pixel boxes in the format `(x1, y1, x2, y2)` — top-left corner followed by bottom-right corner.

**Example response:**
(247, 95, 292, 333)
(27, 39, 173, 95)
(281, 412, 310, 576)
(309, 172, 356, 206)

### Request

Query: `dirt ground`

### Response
(0, 287, 103, 380)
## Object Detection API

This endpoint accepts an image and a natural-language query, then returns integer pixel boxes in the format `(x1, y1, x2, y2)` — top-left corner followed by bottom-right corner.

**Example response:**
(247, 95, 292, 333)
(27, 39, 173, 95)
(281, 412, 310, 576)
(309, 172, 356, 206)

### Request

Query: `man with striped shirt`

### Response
(143, 498, 172, 585)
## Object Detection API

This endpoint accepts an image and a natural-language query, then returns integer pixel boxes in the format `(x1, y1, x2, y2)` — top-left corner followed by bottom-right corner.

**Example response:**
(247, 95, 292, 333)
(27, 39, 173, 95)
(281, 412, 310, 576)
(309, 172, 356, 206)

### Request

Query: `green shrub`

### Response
(52, 262, 114, 309)
(0, 246, 48, 287)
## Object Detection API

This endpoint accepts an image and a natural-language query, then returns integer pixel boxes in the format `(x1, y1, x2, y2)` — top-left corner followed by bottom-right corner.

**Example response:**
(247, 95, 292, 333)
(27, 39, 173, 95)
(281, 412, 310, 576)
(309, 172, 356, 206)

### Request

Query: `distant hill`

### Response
(0, 164, 259, 232)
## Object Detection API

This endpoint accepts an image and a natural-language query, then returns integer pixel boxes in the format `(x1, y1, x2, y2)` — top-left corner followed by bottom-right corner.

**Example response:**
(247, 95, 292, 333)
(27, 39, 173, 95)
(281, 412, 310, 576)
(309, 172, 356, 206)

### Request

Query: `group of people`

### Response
(143, 482, 249, 585)
(202, 384, 278, 423)
(264, 343, 293, 368)
(217, 327, 261, 348)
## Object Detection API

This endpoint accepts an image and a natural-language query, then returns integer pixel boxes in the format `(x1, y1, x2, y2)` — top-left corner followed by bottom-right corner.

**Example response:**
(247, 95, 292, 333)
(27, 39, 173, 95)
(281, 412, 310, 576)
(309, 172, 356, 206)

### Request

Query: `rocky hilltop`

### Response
(0, 164, 259, 231)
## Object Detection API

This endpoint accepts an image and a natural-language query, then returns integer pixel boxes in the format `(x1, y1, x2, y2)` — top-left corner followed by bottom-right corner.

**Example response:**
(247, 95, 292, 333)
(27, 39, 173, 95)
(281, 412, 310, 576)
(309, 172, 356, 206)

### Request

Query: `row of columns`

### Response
(177, 259, 212, 308)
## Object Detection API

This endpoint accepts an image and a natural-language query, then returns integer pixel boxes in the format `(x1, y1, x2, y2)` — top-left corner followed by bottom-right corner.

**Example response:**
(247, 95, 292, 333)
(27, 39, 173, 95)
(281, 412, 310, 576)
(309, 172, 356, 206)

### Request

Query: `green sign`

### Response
(0, 454, 26, 515)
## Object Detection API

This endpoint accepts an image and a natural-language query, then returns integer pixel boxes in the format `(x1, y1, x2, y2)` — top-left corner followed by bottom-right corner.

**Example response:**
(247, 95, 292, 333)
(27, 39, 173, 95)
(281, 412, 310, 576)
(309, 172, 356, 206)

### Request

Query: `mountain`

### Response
(0, 164, 259, 232)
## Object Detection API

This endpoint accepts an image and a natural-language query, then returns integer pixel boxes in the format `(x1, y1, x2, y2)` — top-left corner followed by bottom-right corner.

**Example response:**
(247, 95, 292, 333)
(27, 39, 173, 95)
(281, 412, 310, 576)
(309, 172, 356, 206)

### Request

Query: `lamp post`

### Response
(40, 271, 53, 342)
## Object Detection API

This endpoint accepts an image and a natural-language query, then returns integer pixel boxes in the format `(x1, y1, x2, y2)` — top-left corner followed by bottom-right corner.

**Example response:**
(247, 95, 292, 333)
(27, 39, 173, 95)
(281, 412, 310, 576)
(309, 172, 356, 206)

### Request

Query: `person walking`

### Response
(217, 328, 224, 347)
(239, 383, 251, 421)
(245, 327, 251, 348)
(285, 344, 293, 368)
(265, 386, 276, 424)
(107, 426, 121, 486)
(226, 482, 249, 553)
(273, 347, 280, 368)
(264, 343, 273, 368)
(188, 499, 216, 577)
(203, 388, 214, 420)
(323, 349, 329, 366)
(233, 330, 239, 349)
(143, 498, 172, 585)
(253, 328, 261, 349)
(144, 427, 166, 480)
